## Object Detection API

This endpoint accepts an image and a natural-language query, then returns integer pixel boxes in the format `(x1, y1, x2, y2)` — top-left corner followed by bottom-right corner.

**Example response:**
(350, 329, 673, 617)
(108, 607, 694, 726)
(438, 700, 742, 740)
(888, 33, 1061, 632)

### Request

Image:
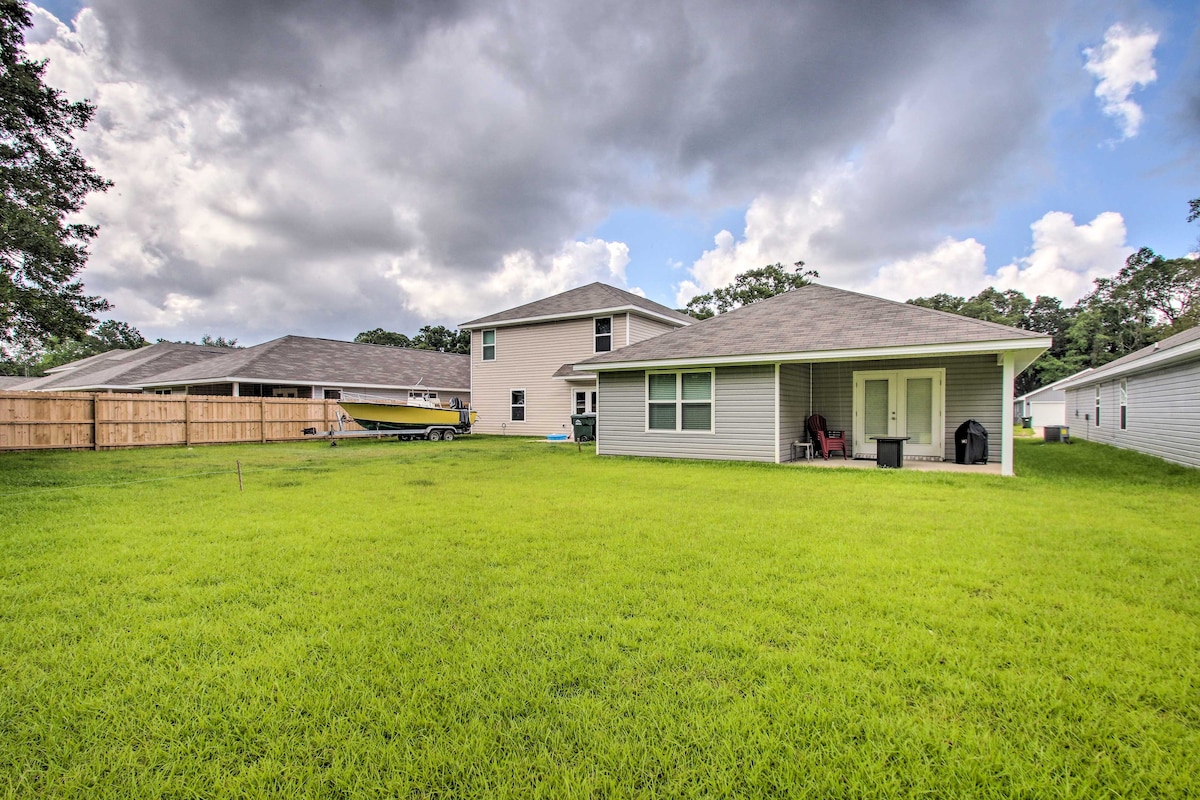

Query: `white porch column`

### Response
(1000, 352, 1015, 477)
(773, 363, 781, 463)
(232, 382, 240, 397)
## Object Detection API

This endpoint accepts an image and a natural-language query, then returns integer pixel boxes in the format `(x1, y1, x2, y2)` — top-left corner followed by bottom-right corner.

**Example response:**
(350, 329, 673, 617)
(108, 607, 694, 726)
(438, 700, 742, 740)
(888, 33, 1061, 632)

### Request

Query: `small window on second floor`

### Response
(594, 317, 612, 352)
(482, 329, 496, 361)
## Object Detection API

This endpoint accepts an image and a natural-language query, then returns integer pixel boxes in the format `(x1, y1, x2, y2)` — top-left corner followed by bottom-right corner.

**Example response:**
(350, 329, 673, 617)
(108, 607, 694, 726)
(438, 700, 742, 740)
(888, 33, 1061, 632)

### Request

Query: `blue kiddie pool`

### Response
(547, 433, 569, 441)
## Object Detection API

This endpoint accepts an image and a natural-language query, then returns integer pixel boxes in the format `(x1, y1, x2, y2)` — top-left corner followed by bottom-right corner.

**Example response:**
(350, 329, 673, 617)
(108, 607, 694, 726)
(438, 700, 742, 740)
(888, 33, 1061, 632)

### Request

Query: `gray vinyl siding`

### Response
(808, 354, 1002, 461)
(778, 363, 811, 461)
(597, 365, 776, 461)
(1065, 359, 1200, 468)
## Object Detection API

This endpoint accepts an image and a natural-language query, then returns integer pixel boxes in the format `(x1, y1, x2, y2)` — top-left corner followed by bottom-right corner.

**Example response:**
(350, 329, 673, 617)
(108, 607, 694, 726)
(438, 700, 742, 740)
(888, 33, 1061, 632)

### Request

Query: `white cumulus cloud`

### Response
(1084, 23, 1159, 139)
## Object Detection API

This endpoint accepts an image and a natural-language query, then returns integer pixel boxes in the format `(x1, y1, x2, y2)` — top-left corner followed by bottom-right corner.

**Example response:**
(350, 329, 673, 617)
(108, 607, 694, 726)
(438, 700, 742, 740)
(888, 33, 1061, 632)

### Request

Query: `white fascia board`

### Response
(1058, 339, 1200, 389)
(461, 305, 690, 331)
(553, 374, 597, 382)
(574, 337, 1052, 372)
(144, 377, 471, 393)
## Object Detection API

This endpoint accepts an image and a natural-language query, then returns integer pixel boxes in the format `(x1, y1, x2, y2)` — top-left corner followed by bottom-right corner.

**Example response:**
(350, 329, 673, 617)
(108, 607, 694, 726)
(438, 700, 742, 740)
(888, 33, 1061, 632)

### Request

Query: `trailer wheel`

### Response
(442, 429, 454, 441)
(427, 429, 442, 441)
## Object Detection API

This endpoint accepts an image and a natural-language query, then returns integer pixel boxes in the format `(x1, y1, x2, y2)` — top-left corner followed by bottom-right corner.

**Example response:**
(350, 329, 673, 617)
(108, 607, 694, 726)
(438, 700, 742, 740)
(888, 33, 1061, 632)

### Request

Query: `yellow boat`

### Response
(339, 391, 476, 433)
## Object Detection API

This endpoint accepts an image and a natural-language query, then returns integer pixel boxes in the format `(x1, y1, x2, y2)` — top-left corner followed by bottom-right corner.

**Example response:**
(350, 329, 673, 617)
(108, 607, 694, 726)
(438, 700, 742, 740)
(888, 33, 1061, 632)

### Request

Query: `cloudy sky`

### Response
(24, 0, 1200, 345)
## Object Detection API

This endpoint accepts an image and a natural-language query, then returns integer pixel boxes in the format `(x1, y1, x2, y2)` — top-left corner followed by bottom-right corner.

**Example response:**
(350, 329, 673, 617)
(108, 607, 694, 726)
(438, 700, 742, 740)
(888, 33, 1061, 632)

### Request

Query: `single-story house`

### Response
(138, 336, 470, 403)
(575, 284, 1051, 476)
(11, 336, 471, 405)
(1058, 325, 1200, 468)
(1012, 371, 1091, 431)
(7, 342, 231, 392)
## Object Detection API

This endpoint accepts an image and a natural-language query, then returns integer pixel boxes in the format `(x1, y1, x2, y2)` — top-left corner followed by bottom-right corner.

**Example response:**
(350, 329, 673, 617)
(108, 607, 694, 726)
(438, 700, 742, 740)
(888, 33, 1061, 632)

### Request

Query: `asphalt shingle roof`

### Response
(578, 284, 1047, 365)
(1061, 324, 1200, 386)
(144, 335, 470, 390)
(461, 282, 693, 327)
(11, 343, 229, 391)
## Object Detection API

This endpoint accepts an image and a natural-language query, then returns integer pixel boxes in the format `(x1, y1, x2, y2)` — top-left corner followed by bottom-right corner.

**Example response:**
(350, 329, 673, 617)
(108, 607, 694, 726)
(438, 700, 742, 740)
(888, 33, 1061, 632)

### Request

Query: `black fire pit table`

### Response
(870, 436, 910, 469)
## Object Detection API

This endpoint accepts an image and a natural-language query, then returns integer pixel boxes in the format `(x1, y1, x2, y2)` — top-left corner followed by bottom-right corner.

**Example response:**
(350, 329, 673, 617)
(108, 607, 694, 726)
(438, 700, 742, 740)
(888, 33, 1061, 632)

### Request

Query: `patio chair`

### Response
(806, 414, 848, 460)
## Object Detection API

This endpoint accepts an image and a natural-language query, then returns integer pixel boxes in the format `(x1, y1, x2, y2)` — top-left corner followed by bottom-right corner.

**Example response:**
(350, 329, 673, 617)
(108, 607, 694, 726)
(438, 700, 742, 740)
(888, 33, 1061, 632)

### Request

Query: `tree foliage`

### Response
(908, 211, 1200, 395)
(354, 324, 469, 354)
(0, 0, 111, 360)
(0, 318, 145, 376)
(683, 261, 818, 320)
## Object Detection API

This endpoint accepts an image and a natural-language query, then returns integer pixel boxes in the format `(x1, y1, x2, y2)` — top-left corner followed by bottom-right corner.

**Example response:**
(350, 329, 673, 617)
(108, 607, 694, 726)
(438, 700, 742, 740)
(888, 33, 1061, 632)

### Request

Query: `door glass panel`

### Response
(864, 379, 889, 438)
(905, 377, 933, 444)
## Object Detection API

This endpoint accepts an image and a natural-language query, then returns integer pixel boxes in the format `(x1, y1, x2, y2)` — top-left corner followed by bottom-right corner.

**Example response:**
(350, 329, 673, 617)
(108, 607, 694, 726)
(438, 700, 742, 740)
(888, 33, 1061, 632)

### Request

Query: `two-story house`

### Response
(460, 283, 693, 436)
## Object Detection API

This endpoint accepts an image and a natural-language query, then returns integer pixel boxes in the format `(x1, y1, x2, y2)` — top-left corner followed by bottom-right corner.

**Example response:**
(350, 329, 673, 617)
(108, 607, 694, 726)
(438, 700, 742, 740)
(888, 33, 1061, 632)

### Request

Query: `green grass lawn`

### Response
(1, 436, 1198, 798)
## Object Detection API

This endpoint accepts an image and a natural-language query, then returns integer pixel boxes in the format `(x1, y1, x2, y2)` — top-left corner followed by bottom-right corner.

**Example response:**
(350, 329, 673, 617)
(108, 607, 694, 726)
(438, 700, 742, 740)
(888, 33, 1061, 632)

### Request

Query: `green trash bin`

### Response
(571, 413, 596, 442)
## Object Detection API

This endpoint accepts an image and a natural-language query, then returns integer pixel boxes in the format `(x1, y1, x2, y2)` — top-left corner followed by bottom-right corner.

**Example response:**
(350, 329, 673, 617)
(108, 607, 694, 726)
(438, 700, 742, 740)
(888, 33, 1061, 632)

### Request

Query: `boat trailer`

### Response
(302, 411, 472, 446)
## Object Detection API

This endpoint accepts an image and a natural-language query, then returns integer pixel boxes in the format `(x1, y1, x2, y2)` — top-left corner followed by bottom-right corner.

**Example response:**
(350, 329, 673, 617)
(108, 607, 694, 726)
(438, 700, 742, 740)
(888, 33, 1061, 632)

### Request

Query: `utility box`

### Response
(1044, 425, 1070, 443)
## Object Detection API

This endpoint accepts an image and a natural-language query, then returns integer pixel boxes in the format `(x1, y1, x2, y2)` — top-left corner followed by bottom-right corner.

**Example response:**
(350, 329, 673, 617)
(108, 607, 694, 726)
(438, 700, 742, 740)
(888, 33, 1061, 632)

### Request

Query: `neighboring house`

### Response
(10, 336, 471, 405)
(575, 284, 1051, 476)
(7, 342, 230, 392)
(138, 335, 470, 403)
(460, 283, 693, 435)
(1059, 325, 1200, 468)
(1013, 371, 1091, 430)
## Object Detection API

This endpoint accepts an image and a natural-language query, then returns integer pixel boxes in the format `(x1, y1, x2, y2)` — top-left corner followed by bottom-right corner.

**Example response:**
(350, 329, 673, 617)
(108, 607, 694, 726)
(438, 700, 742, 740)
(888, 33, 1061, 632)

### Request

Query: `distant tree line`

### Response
(354, 325, 470, 354)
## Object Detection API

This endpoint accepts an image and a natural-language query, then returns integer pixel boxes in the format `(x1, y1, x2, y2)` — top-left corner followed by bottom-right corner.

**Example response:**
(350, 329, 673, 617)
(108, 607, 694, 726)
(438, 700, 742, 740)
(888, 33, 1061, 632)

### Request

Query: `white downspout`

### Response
(1001, 353, 1015, 477)
(774, 363, 781, 463)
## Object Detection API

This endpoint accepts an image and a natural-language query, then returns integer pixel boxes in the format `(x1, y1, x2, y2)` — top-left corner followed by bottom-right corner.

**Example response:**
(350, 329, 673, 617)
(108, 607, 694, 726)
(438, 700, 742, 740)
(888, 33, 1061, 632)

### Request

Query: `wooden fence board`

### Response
(0, 391, 364, 451)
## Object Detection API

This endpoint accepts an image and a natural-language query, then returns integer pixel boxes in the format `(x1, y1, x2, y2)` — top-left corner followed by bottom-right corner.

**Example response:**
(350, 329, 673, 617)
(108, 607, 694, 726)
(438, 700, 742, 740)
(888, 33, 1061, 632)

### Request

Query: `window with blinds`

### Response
(647, 370, 713, 432)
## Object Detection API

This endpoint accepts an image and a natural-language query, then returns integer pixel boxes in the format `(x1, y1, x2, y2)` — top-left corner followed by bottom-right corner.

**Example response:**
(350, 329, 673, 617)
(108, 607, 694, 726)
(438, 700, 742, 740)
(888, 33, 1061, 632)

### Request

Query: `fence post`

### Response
(184, 396, 191, 446)
(260, 397, 267, 443)
(93, 394, 100, 451)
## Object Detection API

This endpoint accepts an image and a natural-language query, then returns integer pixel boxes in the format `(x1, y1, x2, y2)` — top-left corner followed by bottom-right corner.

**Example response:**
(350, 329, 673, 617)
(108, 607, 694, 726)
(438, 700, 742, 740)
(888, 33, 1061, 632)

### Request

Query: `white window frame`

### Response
(573, 389, 597, 415)
(645, 369, 714, 433)
(1119, 379, 1128, 431)
(594, 316, 613, 353)
(1095, 385, 1101, 427)
(481, 329, 496, 361)
(510, 389, 526, 422)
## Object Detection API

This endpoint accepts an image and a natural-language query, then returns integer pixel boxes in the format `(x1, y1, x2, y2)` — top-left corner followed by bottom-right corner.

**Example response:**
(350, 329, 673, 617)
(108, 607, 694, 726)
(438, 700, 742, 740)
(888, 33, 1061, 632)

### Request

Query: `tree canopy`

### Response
(0, 0, 111, 361)
(683, 261, 818, 320)
(354, 324, 469, 354)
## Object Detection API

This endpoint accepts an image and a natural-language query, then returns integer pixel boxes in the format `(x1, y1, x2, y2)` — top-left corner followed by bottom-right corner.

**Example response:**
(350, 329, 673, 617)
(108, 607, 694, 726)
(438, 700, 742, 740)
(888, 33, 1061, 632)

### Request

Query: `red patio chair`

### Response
(806, 414, 848, 460)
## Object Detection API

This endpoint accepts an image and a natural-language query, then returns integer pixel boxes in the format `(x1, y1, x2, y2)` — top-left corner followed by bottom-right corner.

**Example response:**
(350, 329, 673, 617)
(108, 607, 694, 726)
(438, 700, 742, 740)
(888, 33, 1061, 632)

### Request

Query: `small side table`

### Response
(791, 440, 814, 461)
(871, 436, 910, 468)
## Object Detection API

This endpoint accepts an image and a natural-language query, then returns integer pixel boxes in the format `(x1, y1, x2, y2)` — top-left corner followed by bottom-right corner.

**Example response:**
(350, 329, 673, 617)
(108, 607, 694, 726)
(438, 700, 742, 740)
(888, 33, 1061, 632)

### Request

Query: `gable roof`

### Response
(1058, 325, 1200, 390)
(576, 284, 1050, 369)
(143, 335, 470, 391)
(460, 282, 693, 329)
(0, 376, 30, 389)
(11, 342, 230, 391)
(1015, 370, 1093, 403)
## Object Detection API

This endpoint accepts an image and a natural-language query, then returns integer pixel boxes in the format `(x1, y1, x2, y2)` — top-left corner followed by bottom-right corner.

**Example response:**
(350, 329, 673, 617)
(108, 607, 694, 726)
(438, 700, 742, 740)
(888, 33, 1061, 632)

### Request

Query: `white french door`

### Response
(573, 387, 597, 415)
(852, 369, 945, 459)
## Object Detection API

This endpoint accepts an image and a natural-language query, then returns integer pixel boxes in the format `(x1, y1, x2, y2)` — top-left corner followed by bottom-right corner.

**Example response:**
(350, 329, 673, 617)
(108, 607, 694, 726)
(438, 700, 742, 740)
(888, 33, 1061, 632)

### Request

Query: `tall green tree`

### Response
(684, 261, 818, 320)
(354, 325, 469, 354)
(0, 0, 111, 360)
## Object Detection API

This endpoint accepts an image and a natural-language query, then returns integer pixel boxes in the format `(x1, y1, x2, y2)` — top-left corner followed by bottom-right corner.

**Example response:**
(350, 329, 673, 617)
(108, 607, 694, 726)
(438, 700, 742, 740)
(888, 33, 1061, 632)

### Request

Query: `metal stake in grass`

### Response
(237, 460, 243, 492)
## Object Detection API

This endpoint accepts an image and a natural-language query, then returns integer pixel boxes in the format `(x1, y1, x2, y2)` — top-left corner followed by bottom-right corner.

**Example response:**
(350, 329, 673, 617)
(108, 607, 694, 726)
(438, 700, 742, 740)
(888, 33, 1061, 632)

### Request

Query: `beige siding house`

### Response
(576, 284, 1051, 476)
(461, 283, 692, 436)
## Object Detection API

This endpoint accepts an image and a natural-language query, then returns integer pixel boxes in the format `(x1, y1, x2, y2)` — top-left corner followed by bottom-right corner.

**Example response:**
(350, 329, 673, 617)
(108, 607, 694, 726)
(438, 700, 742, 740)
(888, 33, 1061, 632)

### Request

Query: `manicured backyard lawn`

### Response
(1, 436, 1197, 798)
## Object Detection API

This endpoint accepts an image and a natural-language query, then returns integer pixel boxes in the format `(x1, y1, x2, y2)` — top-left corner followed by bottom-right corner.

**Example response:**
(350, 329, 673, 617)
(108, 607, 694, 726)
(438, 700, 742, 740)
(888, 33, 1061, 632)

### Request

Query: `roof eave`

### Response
(574, 337, 1053, 372)
(142, 376, 471, 392)
(461, 304, 691, 330)
(1058, 339, 1200, 389)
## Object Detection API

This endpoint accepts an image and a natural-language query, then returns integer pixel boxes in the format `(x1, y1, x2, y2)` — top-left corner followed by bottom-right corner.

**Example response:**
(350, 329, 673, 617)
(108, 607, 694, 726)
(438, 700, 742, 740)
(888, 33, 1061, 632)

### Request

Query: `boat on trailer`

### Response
(337, 390, 476, 440)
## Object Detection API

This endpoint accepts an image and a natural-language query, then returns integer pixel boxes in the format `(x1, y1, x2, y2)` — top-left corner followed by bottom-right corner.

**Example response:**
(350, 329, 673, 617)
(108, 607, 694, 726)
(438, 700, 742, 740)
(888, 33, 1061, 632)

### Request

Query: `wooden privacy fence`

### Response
(0, 391, 365, 451)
